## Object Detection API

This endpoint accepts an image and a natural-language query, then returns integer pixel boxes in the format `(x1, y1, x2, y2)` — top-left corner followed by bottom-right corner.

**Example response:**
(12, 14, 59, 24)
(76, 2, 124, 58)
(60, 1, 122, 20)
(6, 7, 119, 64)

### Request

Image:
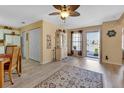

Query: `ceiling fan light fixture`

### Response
(49, 5, 80, 21)
(60, 11, 69, 18)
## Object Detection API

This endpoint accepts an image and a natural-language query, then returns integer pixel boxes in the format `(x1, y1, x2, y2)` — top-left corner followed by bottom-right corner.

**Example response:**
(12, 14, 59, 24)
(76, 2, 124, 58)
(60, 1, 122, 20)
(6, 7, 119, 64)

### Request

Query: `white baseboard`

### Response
(102, 61, 122, 66)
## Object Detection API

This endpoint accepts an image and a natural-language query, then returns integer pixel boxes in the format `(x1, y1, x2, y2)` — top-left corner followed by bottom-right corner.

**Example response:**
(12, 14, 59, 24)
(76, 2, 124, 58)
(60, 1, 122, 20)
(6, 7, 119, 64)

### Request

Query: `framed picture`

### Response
(46, 34, 51, 49)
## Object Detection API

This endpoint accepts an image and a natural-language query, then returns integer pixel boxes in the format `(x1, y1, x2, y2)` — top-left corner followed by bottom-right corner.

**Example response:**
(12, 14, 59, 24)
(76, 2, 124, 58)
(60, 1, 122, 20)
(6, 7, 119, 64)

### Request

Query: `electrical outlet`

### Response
(105, 56, 108, 60)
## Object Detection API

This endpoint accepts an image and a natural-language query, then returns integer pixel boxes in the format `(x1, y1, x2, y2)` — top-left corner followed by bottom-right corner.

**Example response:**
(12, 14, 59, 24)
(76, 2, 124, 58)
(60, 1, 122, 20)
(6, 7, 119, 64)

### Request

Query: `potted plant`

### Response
(94, 48, 98, 56)
(73, 46, 76, 50)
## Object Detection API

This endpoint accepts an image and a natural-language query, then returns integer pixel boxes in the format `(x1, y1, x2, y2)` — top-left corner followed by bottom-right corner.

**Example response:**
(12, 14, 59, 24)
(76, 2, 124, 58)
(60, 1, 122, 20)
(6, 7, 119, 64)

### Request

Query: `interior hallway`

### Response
(4, 57, 124, 88)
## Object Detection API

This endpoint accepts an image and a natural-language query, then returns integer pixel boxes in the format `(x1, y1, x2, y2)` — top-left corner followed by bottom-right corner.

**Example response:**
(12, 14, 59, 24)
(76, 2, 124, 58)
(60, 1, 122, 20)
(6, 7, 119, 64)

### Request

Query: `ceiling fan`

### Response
(49, 5, 80, 21)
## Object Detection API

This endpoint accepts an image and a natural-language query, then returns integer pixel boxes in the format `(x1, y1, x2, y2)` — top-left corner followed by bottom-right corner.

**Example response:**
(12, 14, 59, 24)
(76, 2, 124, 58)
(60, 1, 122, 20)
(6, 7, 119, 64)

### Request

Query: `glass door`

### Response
(86, 31, 100, 58)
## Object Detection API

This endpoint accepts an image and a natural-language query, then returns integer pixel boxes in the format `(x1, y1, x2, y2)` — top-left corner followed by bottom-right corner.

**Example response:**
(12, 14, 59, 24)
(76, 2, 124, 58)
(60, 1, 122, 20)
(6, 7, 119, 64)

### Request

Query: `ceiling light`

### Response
(60, 11, 69, 18)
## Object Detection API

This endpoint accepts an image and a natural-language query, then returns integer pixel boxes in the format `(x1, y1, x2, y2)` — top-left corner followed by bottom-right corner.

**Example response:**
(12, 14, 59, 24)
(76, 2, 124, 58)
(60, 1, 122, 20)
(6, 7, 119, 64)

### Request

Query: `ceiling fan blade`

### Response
(53, 5, 62, 10)
(70, 11, 80, 17)
(49, 12, 60, 15)
(68, 5, 80, 11)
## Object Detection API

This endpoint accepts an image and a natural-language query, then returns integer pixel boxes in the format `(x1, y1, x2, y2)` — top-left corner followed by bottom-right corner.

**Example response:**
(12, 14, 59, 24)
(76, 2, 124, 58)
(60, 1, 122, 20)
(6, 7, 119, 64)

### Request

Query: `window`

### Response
(72, 32, 81, 51)
(0, 29, 21, 54)
(5, 35, 21, 46)
(0, 29, 5, 54)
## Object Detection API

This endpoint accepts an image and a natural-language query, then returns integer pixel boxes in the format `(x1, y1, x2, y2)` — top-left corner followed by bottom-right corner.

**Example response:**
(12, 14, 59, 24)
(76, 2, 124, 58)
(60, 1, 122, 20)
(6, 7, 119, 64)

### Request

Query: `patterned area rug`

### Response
(34, 65, 103, 88)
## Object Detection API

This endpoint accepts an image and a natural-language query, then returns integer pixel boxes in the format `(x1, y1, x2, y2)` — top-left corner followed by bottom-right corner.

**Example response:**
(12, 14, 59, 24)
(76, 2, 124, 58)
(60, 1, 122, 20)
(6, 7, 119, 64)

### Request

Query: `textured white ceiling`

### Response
(0, 5, 124, 29)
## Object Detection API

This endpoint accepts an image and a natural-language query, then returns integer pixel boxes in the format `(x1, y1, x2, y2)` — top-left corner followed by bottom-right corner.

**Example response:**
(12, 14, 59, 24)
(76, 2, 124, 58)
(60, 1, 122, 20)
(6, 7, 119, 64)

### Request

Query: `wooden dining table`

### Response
(0, 58, 10, 88)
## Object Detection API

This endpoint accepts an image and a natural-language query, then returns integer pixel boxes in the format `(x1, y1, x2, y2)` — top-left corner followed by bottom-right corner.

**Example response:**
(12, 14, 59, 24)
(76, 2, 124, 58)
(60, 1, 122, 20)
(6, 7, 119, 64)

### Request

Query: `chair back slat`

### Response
(6, 45, 17, 55)
(10, 47, 20, 68)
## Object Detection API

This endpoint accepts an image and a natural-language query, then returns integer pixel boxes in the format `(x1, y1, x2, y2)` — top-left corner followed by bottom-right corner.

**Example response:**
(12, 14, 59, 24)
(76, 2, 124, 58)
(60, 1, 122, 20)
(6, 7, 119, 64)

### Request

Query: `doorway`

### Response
(29, 28, 41, 62)
(86, 31, 100, 59)
(21, 28, 41, 63)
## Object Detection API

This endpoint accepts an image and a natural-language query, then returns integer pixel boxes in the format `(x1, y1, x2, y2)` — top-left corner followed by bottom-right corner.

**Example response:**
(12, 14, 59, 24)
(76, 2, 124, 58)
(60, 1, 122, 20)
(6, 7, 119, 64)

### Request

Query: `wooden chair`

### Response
(5, 45, 17, 55)
(0, 45, 17, 58)
(4, 47, 20, 85)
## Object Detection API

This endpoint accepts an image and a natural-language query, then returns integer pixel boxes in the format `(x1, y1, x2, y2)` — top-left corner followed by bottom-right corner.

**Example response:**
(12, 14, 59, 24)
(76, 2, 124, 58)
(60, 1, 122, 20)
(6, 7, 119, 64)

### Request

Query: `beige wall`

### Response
(42, 20, 59, 64)
(67, 13, 124, 65)
(19, 21, 43, 32)
(101, 20, 122, 65)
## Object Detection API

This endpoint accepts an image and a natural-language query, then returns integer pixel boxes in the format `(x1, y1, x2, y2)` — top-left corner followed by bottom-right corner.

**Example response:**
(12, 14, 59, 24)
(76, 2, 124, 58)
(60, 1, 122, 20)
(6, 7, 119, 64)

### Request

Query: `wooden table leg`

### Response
(19, 56, 22, 74)
(0, 63, 4, 88)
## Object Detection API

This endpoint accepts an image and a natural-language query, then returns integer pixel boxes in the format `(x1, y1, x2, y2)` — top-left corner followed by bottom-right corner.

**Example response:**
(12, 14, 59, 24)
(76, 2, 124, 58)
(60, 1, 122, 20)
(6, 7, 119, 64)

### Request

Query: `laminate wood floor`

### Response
(4, 57, 124, 88)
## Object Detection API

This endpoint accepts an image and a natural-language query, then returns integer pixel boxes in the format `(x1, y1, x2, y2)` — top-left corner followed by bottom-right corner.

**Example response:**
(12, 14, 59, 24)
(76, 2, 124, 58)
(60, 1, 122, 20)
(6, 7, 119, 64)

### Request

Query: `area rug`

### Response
(34, 65, 103, 88)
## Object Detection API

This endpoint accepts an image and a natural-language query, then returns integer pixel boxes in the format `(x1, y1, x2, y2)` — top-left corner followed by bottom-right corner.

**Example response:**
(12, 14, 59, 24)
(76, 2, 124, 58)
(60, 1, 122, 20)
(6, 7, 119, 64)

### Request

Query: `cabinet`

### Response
(55, 29, 67, 61)
(0, 29, 20, 54)
(4, 34, 20, 46)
